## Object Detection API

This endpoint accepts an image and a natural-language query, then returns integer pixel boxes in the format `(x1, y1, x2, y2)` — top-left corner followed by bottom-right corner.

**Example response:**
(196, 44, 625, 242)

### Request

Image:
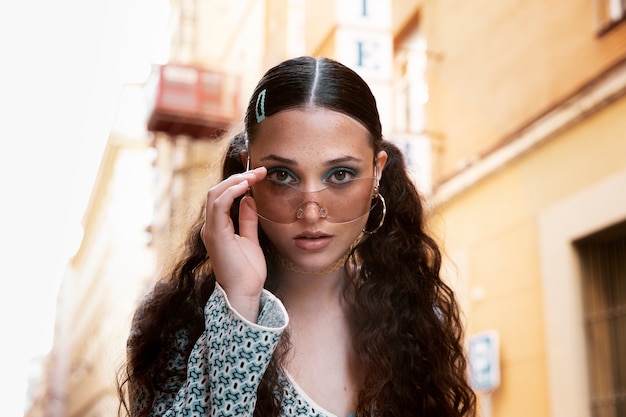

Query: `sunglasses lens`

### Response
(250, 177, 375, 224)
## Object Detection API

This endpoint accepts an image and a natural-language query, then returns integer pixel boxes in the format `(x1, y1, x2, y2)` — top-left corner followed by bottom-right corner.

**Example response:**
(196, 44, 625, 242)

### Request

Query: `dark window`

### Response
(575, 220, 626, 417)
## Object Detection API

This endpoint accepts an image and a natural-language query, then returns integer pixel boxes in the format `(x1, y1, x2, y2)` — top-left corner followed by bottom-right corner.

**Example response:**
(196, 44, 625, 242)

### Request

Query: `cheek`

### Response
(258, 222, 290, 250)
(341, 217, 368, 243)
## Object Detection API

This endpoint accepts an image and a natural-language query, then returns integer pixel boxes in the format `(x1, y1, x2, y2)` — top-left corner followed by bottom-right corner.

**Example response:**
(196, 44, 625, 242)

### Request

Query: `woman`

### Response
(118, 56, 476, 417)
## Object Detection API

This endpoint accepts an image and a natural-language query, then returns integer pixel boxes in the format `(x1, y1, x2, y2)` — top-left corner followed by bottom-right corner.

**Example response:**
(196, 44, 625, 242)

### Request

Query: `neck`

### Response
(275, 259, 354, 313)
(277, 252, 349, 275)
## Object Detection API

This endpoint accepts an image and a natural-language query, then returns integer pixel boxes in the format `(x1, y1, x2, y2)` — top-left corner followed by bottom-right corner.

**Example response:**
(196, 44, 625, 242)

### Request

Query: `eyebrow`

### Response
(259, 154, 364, 166)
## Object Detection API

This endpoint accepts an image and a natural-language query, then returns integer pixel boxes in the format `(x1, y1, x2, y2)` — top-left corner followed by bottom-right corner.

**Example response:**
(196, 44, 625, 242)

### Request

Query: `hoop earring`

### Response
(362, 190, 386, 235)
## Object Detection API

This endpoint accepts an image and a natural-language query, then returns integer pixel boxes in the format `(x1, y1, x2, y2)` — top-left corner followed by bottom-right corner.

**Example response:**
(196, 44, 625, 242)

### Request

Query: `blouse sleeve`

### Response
(156, 284, 288, 417)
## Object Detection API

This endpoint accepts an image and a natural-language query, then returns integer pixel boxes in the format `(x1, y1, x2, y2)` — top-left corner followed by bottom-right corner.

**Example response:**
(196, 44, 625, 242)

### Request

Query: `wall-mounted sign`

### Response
(336, 0, 391, 28)
(468, 330, 501, 393)
(334, 0, 392, 130)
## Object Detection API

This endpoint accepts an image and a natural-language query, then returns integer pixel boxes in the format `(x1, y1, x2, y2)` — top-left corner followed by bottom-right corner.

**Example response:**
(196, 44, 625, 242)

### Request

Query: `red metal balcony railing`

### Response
(146, 64, 241, 138)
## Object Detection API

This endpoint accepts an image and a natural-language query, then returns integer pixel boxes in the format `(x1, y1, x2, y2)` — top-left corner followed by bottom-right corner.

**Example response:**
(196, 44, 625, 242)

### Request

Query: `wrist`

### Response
(221, 288, 262, 323)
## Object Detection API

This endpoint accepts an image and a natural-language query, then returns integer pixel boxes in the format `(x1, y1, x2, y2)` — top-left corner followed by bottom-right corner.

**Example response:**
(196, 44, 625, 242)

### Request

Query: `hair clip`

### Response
(255, 89, 266, 123)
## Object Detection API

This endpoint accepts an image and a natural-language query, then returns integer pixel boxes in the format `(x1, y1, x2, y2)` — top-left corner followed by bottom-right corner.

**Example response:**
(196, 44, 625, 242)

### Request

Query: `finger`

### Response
(202, 167, 267, 243)
(249, 166, 267, 183)
(239, 166, 267, 188)
(205, 168, 266, 211)
(206, 179, 250, 232)
(206, 166, 265, 215)
(207, 170, 258, 200)
(239, 195, 259, 244)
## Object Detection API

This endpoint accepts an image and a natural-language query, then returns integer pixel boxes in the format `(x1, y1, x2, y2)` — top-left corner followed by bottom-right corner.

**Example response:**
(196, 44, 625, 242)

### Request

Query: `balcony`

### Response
(146, 64, 241, 138)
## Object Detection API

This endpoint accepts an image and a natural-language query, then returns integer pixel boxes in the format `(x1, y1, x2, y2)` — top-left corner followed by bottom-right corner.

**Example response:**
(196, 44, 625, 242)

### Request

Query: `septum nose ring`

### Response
(296, 201, 328, 219)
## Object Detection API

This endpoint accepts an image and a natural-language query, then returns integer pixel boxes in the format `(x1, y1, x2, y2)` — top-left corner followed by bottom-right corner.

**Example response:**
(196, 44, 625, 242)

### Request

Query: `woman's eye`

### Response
(325, 168, 356, 184)
(267, 168, 298, 185)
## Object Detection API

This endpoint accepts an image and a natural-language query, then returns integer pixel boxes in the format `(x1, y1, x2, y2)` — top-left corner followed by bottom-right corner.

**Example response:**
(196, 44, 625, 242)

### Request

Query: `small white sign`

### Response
(336, 0, 391, 29)
(335, 28, 393, 81)
(468, 330, 501, 392)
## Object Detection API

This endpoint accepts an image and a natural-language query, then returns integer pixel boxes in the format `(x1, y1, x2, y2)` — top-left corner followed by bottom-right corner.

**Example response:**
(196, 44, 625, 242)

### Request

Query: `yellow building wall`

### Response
(392, 0, 421, 37)
(434, 93, 626, 417)
(306, 0, 424, 59)
(265, 0, 291, 64)
(305, 0, 336, 55)
(423, 0, 626, 182)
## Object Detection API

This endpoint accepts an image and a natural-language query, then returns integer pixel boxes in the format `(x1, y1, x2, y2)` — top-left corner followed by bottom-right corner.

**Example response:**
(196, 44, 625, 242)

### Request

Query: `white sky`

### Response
(0, 0, 169, 414)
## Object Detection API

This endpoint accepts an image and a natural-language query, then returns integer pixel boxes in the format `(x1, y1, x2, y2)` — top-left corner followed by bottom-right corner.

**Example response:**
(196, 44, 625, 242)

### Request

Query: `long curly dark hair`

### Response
(118, 56, 476, 417)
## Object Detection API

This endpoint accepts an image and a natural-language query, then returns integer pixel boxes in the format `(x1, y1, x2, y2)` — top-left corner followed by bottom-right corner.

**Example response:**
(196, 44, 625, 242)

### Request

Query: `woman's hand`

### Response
(201, 167, 267, 322)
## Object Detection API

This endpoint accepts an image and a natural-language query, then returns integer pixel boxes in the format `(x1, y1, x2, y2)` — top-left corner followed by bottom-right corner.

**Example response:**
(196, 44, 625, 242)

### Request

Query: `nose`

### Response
(296, 201, 327, 222)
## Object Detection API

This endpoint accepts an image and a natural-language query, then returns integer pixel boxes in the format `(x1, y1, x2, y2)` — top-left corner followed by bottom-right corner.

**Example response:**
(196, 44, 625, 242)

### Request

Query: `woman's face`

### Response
(247, 107, 387, 273)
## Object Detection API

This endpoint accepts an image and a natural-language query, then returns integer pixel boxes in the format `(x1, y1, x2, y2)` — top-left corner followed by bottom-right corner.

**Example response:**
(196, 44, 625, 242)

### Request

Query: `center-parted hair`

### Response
(237, 56, 387, 237)
(243, 56, 382, 151)
(118, 56, 476, 417)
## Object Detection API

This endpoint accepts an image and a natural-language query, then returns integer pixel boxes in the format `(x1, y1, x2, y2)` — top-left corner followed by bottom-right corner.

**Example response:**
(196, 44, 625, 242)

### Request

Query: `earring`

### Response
(362, 189, 386, 235)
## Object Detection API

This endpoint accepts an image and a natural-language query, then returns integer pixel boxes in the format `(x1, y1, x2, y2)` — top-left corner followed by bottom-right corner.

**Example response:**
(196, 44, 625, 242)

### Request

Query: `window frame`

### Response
(595, 0, 626, 35)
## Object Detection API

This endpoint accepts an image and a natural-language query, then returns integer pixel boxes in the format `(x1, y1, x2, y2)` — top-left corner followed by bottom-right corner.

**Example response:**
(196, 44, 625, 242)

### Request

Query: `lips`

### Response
(293, 231, 333, 251)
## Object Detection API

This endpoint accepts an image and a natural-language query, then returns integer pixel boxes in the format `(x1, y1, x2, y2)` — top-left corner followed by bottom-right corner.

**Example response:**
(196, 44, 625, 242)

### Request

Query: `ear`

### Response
(240, 151, 250, 170)
(375, 150, 388, 180)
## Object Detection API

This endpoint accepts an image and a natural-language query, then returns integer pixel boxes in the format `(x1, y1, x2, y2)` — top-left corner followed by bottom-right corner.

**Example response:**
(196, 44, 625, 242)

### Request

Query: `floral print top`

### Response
(134, 284, 352, 417)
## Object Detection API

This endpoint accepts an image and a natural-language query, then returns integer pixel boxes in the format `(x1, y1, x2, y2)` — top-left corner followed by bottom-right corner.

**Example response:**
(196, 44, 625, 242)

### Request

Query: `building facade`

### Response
(423, 2, 626, 417)
(25, 85, 159, 417)
(26, 1, 626, 416)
